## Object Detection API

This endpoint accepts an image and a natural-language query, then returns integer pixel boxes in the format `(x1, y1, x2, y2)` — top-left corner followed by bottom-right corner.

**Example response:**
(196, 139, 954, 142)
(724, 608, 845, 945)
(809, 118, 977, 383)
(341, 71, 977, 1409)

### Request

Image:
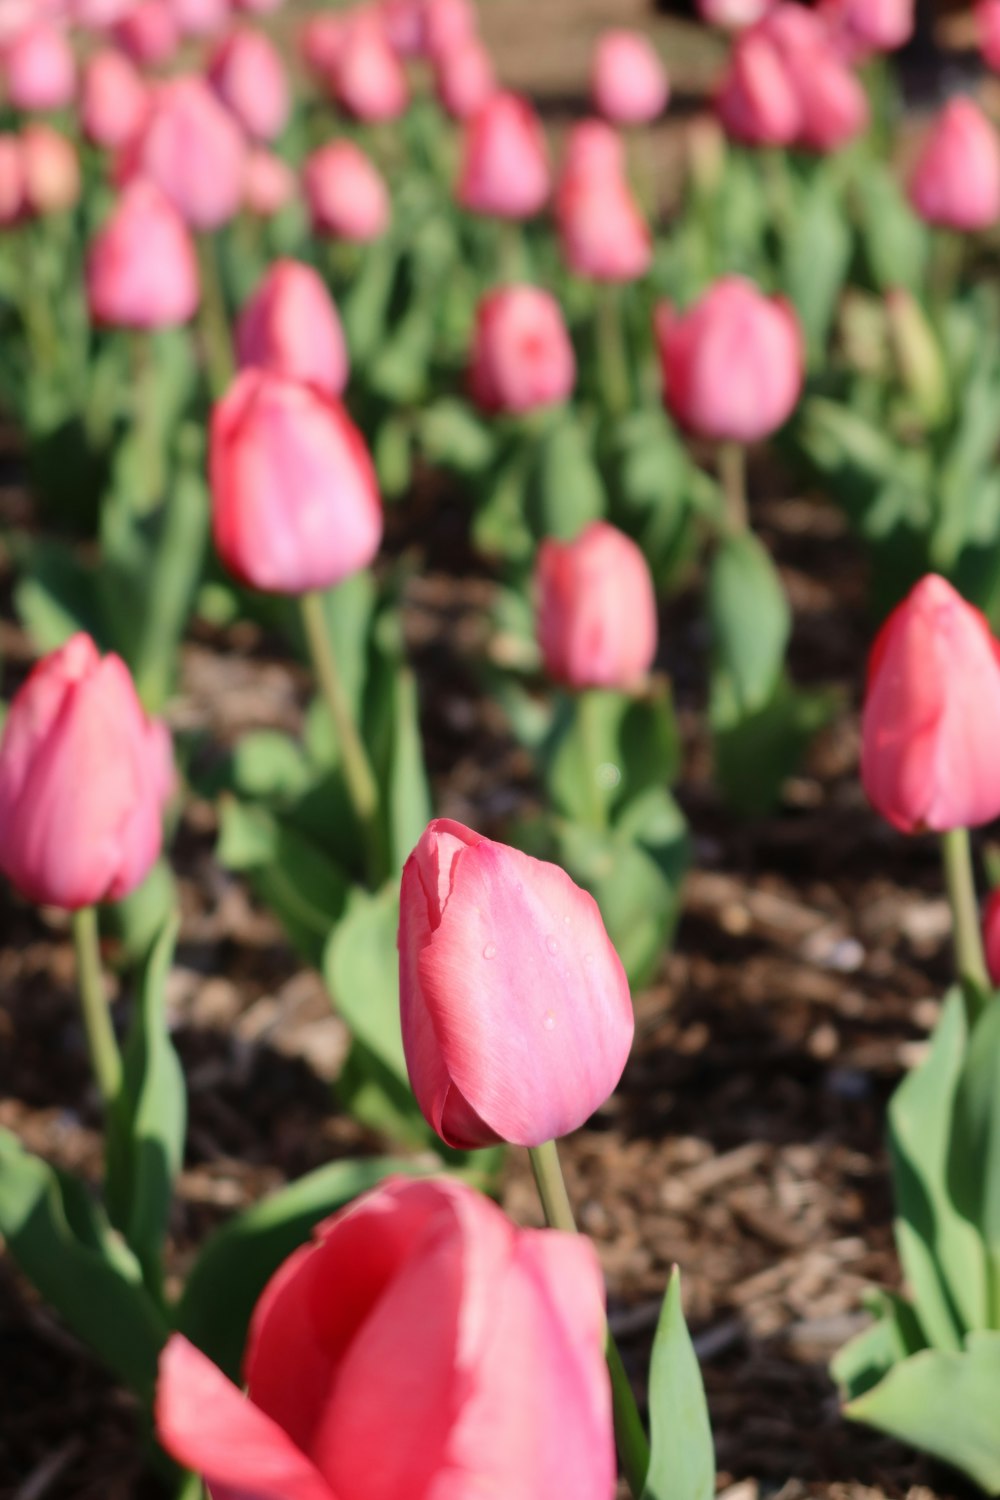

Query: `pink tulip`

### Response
(378, 0, 426, 58)
(113, 1, 180, 67)
(209, 26, 289, 142)
(243, 147, 295, 216)
(909, 98, 1000, 233)
(233, 0, 282, 13)
(87, 180, 200, 329)
(21, 123, 79, 215)
(71, 0, 136, 27)
(0, 134, 24, 224)
(210, 369, 382, 595)
(303, 140, 389, 241)
(0, 634, 173, 910)
(861, 575, 1000, 834)
(978, 0, 1000, 71)
(469, 285, 575, 415)
(536, 522, 658, 691)
(236, 260, 348, 396)
(81, 50, 148, 151)
(656, 276, 804, 443)
(591, 30, 669, 127)
(458, 91, 550, 220)
(556, 120, 651, 282)
(299, 12, 347, 78)
(172, 0, 231, 38)
(157, 1177, 614, 1500)
(983, 887, 1000, 984)
(332, 13, 408, 122)
(434, 36, 495, 120)
(4, 22, 75, 112)
(698, 0, 774, 26)
(820, 0, 914, 55)
(122, 75, 247, 231)
(399, 818, 634, 1148)
(716, 27, 801, 146)
(424, 0, 477, 59)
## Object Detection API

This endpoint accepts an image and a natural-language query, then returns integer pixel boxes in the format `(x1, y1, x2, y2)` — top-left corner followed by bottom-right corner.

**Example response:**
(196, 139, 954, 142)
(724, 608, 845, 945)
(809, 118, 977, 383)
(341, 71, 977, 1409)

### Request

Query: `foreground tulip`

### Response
(87, 180, 200, 329)
(304, 140, 389, 241)
(591, 30, 669, 126)
(4, 21, 75, 112)
(861, 575, 1000, 834)
(399, 819, 634, 1148)
(0, 634, 172, 909)
(556, 120, 651, 282)
(81, 50, 148, 151)
(211, 370, 382, 594)
(157, 1177, 615, 1500)
(21, 123, 79, 216)
(332, 12, 408, 122)
(457, 92, 550, 219)
(236, 259, 348, 396)
(908, 98, 1000, 233)
(469, 285, 575, 415)
(978, 0, 1000, 71)
(123, 75, 247, 232)
(209, 26, 289, 141)
(656, 276, 803, 443)
(536, 523, 658, 691)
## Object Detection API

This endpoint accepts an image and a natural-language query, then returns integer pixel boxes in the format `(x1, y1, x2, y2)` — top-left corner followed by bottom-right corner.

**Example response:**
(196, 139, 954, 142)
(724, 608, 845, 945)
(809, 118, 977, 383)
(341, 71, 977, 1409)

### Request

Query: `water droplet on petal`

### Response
(483, 942, 497, 960)
(584, 952, 594, 966)
(542, 1010, 556, 1031)
(545, 936, 559, 955)
(563, 914, 572, 927)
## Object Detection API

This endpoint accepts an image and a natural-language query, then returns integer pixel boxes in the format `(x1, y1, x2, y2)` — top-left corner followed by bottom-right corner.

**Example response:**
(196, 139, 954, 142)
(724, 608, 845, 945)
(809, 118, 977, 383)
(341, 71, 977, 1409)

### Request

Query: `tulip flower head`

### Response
(978, 0, 1000, 71)
(236, 259, 348, 396)
(590, 30, 669, 126)
(113, 1, 180, 68)
(209, 26, 290, 142)
(861, 575, 1000, 834)
(820, 0, 914, 55)
(556, 119, 652, 282)
(332, 12, 408, 122)
(304, 140, 390, 241)
(173, 0, 232, 37)
(243, 147, 296, 217)
(87, 180, 200, 329)
(536, 522, 658, 691)
(434, 36, 495, 121)
(4, 21, 75, 112)
(457, 91, 550, 220)
(698, 0, 774, 26)
(469, 284, 576, 415)
(909, 98, 1000, 233)
(81, 50, 149, 152)
(122, 74, 247, 232)
(21, 123, 79, 216)
(425, 0, 477, 59)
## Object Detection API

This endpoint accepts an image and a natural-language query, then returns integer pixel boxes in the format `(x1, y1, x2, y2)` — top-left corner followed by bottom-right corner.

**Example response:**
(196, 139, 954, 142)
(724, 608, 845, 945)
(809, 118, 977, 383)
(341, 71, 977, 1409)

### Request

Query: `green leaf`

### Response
(323, 884, 407, 1082)
(708, 532, 790, 717)
(472, 450, 535, 564)
(845, 1333, 1000, 1492)
(547, 688, 682, 828)
(385, 667, 432, 876)
(948, 997, 1000, 1263)
(420, 398, 497, 474)
(176, 1156, 420, 1380)
(641, 1268, 715, 1500)
(527, 416, 605, 541)
(228, 731, 314, 803)
(831, 1289, 928, 1403)
(782, 172, 852, 365)
(13, 537, 103, 652)
(711, 677, 834, 816)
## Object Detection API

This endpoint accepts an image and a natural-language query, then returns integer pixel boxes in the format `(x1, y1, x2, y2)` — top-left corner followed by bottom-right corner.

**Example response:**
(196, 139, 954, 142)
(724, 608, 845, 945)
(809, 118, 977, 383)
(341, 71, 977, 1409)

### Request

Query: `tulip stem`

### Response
(196, 236, 235, 400)
(130, 331, 164, 512)
(72, 906, 123, 1111)
(941, 828, 989, 1018)
(528, 1140, 651, 1498)
(718, 442, 748, 532)
(300, 590, 383, 887)
(579, 690, 609, 829)
(595, 285, 631, 418)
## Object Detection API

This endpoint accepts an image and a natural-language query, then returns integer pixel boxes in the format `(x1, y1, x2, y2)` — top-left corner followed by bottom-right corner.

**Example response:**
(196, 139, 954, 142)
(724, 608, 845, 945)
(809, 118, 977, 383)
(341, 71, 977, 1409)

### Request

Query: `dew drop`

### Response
(542, 1010, 556, 1031)
(482, 942, 497, 961)
(563, 914, 572, 927)
(583, 952, 595, 966)
(545, 936, 559, 955)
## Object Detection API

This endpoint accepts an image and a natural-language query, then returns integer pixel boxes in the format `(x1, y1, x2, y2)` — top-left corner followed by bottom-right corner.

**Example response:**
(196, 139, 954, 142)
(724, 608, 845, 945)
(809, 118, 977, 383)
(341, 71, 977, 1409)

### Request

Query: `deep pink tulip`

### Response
(81, 50, 148, 151)
(983, 887, 1000, 984)
(114, 1, 180, 67)
(425, 0, 477, 59)
(21, 123, 79, 215)
(861, 575, 1000, 834)
(243, 147, 295, 216)
(332, 13, 408, 122)
(378, 0, 426, 58)
(978, 0, 1000, 71)
(469, 285, 575, 415)
(764, 4, 868, 151)
(236, 259, 348, 396)
(536, 522, 658, 691)
(4, 22, 75, 112)
(716, 27, 801, 146)
(172, 0, 231, 38)
(209, 26, 289, 142)
(909, 98, 1000, 233)
(656, 276, 804, 443)
(434, 36, 495, 121)
(303, 140, 389, 241)
(399, 818, 634, 1148)
(299, 12, 347, 78)
(87, 180, 200, 329)
(457, 91, 550, 220)
(698, 0, 774, 26)
(123, 75, 247, 231)
(820, 0, 914, 55)
(0, 634, 173, 910)
(556, 120, 651, 282)
(210, 369, 382, 595)
(0, 134, 24, 224)
(157, 1177, 614, 1500)
(590, 30, 669, 126)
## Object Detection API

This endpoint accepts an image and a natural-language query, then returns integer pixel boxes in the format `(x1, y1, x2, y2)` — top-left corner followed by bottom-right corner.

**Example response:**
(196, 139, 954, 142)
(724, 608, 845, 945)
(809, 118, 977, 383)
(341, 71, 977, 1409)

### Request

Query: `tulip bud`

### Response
(210, 369, 383, 595)
(4, 22, 75, 112)
(716, 28, 801, 146)
(861, 575, 1000, 834)
(81, 50, 149, 152)
(304, 140, 390, 241)
(0, 133, 24, 224)
(425, 0, 477, 60)
(434, 37, 495, 121)
(555, 120, 651, 283)
(590, 30, 669, 127)
(983, 887, 1000, 984)
(233, 0, 282, 13)
(113, 1, 180, 67)
(469, 285, 575, 415)
(332, 13, 408, 123)
(0, 634, 173, 910)
(379, 0, 426, 58)
(656, 275, 804, 443)
(820, 0, 914, 55)
(173, 0, 231, 39)
(122, 75, 248, 232)
(457, 91, 550, 220)
(698, 0, 774, 26)
(208, 27, 289, 143)
(156, 1177, 615, 1500)
(909, 98, 1000, 233)
(536, 522, 658, 690)
(978, 0, 1000, 71)
(399, 818, 634, 1148)
(236, 259, 348, 396)
(87, 180, 200, 330)
(885, 288, 949, 427)
(21, 123, 79, 216)
(243, 147, 295, 217)
(299, 12, 347, 78)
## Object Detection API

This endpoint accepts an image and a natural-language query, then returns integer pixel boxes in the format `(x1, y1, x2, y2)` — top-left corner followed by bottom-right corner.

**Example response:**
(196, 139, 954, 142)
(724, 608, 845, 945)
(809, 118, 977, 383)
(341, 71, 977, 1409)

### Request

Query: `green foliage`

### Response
(642, 1269, 715, 1500)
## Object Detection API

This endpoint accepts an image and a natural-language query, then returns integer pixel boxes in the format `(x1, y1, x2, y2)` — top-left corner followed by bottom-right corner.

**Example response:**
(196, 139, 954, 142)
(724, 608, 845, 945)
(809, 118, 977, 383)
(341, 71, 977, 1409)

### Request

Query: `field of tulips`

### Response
(8, 0, 1000, 1496)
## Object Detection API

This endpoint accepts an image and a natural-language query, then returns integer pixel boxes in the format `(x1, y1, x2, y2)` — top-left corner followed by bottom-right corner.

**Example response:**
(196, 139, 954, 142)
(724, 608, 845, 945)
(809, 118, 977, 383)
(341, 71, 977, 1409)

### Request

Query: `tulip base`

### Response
(73, 906, 122, 1110)
(941, 827, 989, 1018)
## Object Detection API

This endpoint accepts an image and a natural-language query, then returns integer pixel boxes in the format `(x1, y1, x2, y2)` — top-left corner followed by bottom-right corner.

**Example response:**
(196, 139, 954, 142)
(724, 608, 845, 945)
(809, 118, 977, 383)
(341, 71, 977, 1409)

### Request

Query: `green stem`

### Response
(196, 236, 235, 399)
(941, 828, 989, 1021)
(131, 330, 164, 512)
(499, 219, 525, 282)
(72, 907, 122, 1110)
(578, 689, 609, 830)
(299, 590, 383, 887)
(595, 284, 631, 418)
(718, 442, 748, 532)
(528, 1139, 651, 1498)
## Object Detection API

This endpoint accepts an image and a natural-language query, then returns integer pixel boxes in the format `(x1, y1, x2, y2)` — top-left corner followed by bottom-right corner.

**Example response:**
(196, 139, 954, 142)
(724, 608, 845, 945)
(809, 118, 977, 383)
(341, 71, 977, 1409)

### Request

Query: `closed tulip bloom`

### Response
(699, 0, 774, 26)
(469, 285, 575, 415)
(243, 146, 295, 216)
(114, 1, 180, 67)
(236, 259, 348, 396)
(299, 12, 347, 78)
(716, 28, 801, 146)
(556, 121, 651, 282)
(303, 140, 389, 241)
(209, 27, 289, 142)
(656, 276, 804, 443)
(332, 13, 408, 122)
(861, 575, 1000, 833)
(425, 0, 477, 60)
(124, 75, 247, 232)
(4, 22, 75, 112)
(81, 50, 148, 151)
(767, 4, 869, 150)
(0, 634, 173, 910)
(378, 0, 426, 59)
(172, 0, 231, 38)
(591, 30, 669, 126)
(400, 819, 634, 1148)
(87, 180, 200, 329)
(211, 369, 382, 594)
(435, 37, 495, 121)
(157, 1177, 615, 1500)
(821, 0, 914, 54)
(909, 98, 1000, 233)
(536, 522, 658, 691)
(21, 124, 79, 215)
(978, 1, 1000, 70)
(458, 91, 550, 220)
